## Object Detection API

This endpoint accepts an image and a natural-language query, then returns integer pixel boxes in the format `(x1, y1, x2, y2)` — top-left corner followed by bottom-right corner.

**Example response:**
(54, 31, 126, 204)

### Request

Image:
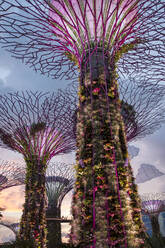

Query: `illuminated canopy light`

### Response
(15, 125, 66, 160)
(142, 200, 165, 215)
(49, 0, 138, 55)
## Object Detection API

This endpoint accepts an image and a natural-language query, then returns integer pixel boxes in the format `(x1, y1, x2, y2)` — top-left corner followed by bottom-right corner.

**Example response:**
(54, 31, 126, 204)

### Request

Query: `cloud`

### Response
(137, 174, 165, 195)
(0, 185, 24, 211)
(0, 67, 11, 84)
(0, 48, 69, 92)
(128, 145, 140, 159)
(0, 79, 14, 94)
(135, 164, 164, 184)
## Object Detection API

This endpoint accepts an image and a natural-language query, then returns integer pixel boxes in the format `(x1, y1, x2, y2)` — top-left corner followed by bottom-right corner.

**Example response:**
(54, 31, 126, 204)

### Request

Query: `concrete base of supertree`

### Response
(18, 158, 47, 248)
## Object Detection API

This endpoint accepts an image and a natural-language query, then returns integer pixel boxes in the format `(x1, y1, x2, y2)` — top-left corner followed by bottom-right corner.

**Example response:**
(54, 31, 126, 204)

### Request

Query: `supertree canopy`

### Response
(45, 162, 75, 247)
(0, 0, 164, 83)
(0, 91, 75, 248)
(141, 193, 165, 240)
(0, 1, 165, 247)
(0, 160, 24, 191)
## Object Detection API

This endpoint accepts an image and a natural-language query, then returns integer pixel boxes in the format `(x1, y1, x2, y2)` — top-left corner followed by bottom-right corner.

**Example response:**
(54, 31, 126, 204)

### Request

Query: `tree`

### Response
(0, 91, 75, 248)
(0, 1, 165, 247)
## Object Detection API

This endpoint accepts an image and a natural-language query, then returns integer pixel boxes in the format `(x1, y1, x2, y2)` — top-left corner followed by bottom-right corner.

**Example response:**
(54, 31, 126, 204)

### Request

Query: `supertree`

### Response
(0, 1, 165, 247)
(140, 193, 165, 240)
(0, 160, 24, 191)
(45, 161, 75, 247)
(0, 91, 75, 248)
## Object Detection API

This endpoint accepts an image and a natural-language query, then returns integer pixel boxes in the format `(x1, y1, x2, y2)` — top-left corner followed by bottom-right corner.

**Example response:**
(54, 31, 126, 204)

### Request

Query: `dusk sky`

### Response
(0, 44, 165, 243)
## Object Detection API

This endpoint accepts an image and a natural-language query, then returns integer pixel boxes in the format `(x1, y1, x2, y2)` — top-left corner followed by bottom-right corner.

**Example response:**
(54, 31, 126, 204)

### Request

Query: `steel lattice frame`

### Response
(0, 0, 164, 84)
(0, 160, 24, 191)
(0, 91, 75, 159)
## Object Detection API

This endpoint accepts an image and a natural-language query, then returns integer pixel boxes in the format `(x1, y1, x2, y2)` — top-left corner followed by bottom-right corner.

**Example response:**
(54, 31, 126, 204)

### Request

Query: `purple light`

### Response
(49, 0, 138, 61)
(142, 200, 165, 215)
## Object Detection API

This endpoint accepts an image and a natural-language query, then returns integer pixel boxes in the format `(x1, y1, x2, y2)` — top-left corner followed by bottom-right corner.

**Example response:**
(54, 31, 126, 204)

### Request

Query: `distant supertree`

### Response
(1, 1, 165, 247)
(0, 91, 75, 248)
(45, 162, 75, 247)
(0, 160, 24, 191)
(141, 193, 165, 239)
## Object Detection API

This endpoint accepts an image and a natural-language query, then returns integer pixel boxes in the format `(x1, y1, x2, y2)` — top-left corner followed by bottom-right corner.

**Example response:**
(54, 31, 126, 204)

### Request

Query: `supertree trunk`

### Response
(19, 157, 47, 248)
(70, 51, 150, 248)
(150, 215, 161, 238)
(46, 206, 62, 248)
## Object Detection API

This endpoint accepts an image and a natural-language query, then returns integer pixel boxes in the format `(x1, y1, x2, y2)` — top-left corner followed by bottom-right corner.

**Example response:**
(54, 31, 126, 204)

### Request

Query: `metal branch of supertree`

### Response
(65, 79, 165, 142)
(0, 221, 19, 236)
(140, 192, 165, 215)
(0, 0, 165, 83)
(0, 160, 24, 191)
(140, 192, 165, 241)
(0, 91, 75, 162)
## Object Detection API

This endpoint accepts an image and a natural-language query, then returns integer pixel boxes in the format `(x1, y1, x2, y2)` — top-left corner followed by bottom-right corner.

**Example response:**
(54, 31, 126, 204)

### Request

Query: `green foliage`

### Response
(0, 238, 35, 248)
(0, 242, 80, 248)
(30, 122, 46, 136)
(64, 52, 79, 67)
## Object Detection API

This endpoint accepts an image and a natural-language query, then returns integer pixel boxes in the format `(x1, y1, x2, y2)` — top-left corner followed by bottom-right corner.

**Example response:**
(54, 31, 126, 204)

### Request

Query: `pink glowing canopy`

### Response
(15, 125, 68, 160)
(142, 200, 165, 215)
(49, 0, 138, 52)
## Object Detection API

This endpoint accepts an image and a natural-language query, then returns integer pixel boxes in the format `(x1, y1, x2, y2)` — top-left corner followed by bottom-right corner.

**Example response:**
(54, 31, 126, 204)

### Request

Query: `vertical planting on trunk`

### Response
(19, 158, 47, 247)
(70, 50, 150, 247)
